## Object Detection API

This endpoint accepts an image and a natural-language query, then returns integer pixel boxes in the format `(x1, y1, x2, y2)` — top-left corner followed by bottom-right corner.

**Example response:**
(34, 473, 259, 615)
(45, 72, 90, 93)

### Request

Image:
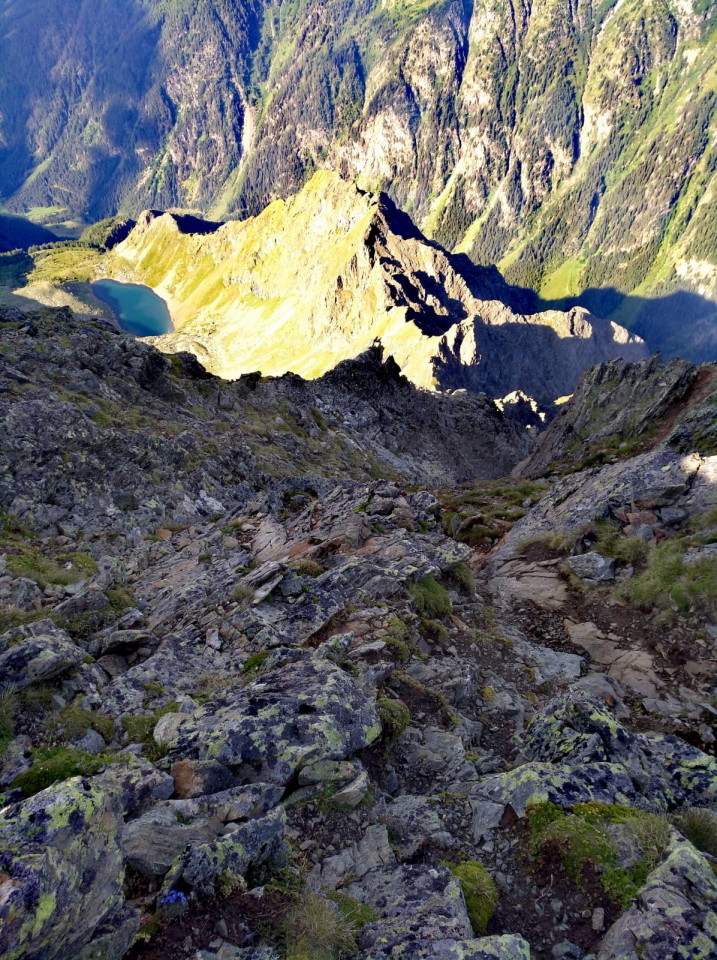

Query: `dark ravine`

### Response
(1, 305, 717, 960)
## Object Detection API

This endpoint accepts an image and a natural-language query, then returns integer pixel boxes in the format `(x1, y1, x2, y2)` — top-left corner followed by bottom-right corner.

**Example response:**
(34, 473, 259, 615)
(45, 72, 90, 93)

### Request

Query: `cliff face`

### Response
(108, 172, 647, 403)
(1, 0, 714, 359)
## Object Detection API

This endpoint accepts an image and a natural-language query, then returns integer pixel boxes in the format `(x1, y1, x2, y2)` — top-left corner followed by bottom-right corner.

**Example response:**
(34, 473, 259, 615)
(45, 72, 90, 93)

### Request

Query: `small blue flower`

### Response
(159, 890, 188, 907)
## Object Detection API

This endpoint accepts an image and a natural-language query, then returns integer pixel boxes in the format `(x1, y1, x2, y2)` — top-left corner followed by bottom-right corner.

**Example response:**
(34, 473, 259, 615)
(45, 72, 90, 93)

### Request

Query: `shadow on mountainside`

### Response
(533, 287, 717, 366)
(380, 194, 717, 365)
(455, 265, 717, 366)
(381, 197, 717, 366)
(431, 316, 648, 406)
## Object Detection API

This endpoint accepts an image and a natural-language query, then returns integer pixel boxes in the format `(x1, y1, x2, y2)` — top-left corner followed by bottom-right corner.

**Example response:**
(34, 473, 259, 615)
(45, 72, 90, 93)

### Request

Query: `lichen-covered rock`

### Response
(495, 447, 704, 569)
(95, 757, 174, 817)
(385, 795, 454, 858)
(0, 777, 137, 960)
(311, 824, 396, 890)
(353, 864, 472, 951)
(74, 906, 140, 960)
(0, 622, 83, 690)
(597, 839, 717, 960)
(164, 660, 381, 785)
(170, 807, 286, 895)
(350, 861, 533, 958)
(518, 694, 717, 810)
(565, 552, 616, 582)
(166, 782, 283, 825)
(171, 758, 235, 799)
(471, 762, 639, 816)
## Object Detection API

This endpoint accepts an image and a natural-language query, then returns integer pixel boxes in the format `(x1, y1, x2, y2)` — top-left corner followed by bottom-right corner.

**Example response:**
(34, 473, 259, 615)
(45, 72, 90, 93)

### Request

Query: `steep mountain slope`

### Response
(1, 0, 715, 359)
(2, 306, 717, 960)
(514, 354, 717, 477)
(106, 171, 647, 403)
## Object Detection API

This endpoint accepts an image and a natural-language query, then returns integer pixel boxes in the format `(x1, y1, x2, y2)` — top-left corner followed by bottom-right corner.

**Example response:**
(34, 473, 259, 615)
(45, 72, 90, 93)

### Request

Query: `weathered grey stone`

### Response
(297, 759, 358, 786)
(330, 771, 371, 809)
(517, 693, 717, 811)
(121, 810, 216, 878)
(470, 799, 507, 841)
(659, 506, 687, 526)
(96, 757, 175, 817)
(164, 660, 381, 786)
(153, 712, 186, 747)
(312, 824, 395, 890)
(352, 864, 473, 951)
(359, 935, 531, 959)
(173, 807, 286, 894)
(565, 552, 616, 582)
(385, 795, 453, 858)
(74, 727, 107, 755)
(171, 759, 235, 799)
(0, 628, 83, 690)
(8, 577, 42, 610)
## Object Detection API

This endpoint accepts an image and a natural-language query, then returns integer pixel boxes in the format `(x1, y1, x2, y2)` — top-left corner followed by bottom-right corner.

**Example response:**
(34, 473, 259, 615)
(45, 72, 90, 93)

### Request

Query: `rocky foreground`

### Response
(1, 306, 717, 960)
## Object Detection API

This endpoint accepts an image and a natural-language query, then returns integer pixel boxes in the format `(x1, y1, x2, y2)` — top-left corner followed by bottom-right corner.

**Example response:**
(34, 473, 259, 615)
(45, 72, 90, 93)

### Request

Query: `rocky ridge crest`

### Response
(108, 172, 648, 405)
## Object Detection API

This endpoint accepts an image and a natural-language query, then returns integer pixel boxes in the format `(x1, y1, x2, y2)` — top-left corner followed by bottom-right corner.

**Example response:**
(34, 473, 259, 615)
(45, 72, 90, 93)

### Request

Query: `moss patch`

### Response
(448, 860, 498, 935)
(377, 698, 411, 743)
(528, 801, 670, 910)
(11, 746, 115, 797)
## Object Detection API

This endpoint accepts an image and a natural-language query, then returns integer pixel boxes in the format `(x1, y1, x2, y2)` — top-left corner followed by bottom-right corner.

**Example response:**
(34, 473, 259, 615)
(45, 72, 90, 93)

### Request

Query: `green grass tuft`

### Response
(243, 651, 270, 675)
(672, 807, 717, 857)
(620, 542, 717, 616)
(282, 888, 359, 960)
(0, 685, 19, 758)
(410, 575, 452, 619)
(448, 562, 475, 594)
(591, 520, 649, 565)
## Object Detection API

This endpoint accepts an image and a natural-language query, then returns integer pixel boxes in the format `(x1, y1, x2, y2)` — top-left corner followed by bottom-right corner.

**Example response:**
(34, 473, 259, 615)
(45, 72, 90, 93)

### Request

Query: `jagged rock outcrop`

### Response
(107, 172, 647, 402)
(514, 355, 712, 478)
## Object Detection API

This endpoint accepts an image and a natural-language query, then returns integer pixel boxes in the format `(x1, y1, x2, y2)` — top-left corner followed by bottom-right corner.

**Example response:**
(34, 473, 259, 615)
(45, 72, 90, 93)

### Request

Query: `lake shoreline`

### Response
(91, 278, 173, 338)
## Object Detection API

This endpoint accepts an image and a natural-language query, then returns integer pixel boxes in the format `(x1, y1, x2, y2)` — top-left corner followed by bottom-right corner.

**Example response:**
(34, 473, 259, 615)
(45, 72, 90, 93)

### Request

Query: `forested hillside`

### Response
(1, 0, 715, 358)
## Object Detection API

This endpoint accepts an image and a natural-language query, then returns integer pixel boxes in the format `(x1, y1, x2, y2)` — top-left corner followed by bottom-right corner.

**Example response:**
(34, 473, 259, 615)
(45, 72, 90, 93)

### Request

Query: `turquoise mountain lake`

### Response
(91, 279, 173, 337)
